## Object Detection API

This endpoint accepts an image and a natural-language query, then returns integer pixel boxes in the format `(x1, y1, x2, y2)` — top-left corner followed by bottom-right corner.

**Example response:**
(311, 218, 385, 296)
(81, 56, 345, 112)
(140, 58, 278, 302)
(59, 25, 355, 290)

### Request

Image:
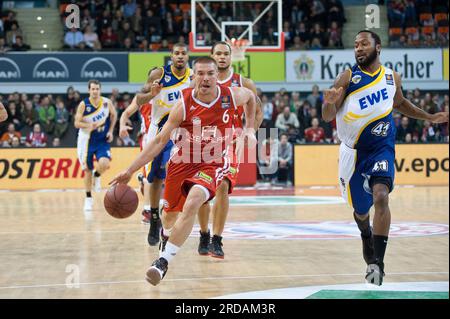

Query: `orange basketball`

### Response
(104, 184, 139, 219)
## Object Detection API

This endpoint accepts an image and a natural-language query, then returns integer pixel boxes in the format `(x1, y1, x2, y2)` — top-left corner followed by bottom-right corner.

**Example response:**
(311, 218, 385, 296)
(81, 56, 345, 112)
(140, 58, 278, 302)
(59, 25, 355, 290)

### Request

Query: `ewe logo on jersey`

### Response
(359, 88, 389, 110)
(168, 91, 181, 102)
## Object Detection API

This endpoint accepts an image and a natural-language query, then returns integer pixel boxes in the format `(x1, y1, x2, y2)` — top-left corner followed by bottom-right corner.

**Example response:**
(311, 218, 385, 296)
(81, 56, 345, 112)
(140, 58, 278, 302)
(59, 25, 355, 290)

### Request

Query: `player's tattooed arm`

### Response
(322, 69, 351, 122)
(393, 72, 449, 124)
(136, 67, 164, 106)
(242, 77, 263, 130)
(110, 101, 184, 186)
(120, 96, 139, 138)
(0, 102, 8, 122)
(107, 99, 118, 142)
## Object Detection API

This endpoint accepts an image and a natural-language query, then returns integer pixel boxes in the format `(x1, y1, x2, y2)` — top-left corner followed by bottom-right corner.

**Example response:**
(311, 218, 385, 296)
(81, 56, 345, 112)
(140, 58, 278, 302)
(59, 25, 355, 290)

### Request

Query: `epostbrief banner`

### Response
(294, 144, 449, 186)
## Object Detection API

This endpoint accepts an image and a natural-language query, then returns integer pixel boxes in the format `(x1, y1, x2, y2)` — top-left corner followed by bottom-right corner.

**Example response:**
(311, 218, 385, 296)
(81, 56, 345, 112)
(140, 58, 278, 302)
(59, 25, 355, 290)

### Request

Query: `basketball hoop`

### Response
(228, 38, 250, 62)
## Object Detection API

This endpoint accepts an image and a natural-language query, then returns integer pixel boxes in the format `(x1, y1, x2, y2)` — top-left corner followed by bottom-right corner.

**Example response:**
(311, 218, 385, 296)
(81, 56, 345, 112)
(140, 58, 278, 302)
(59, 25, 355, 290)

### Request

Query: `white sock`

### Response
(163, 227, 172, 237)
(143, 205, 151, 211)
(160, 242, 179, 263)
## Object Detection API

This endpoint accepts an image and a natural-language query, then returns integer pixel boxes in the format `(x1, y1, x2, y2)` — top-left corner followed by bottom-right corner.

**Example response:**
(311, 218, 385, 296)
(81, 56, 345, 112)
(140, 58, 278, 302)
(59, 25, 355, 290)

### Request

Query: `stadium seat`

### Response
(434, 13, 448, 24)
(419, 13, 433, 24)
(420, 26, 435, 36)
(438, 26, 449, 36)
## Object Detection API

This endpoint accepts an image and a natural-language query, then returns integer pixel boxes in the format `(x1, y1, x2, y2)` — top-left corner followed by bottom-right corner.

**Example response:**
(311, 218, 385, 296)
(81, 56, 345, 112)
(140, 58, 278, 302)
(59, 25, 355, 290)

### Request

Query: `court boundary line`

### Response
(0, 271, 448, 290)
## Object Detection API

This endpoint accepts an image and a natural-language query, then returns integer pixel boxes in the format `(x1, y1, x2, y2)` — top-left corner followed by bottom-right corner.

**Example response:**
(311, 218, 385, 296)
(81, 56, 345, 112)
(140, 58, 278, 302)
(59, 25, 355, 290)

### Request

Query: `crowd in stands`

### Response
(388, 0, 449, 47)
(0, 11, 31, 52)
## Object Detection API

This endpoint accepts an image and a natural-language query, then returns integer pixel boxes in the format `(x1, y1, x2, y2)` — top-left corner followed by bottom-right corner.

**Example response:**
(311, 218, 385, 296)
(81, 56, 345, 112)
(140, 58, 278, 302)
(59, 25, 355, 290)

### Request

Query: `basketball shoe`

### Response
(365, 262, 385, 286)
(141, 210, 150, 224)
(145, 257, 168, 286)
(137, 172, 145, 196)
(148, 213, 161, 246)
(198, 230, 211, 256)
(209, 235, 224, 259)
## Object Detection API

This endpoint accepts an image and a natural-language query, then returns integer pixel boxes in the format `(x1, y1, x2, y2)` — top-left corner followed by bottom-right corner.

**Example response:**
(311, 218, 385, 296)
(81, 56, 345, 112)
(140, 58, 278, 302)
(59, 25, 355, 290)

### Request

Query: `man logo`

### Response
(33, 57, 69, 79)
(0, 57, 21, 79)
(81, 57, 117, 79)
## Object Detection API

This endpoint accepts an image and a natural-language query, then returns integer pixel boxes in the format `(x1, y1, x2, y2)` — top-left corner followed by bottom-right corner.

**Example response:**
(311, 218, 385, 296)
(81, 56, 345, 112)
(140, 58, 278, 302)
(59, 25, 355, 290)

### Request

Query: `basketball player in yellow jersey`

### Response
(132, 43, 192, 246)
(75, 80, 117, 211)
(197, 41, 263, 258)
(0, 102, 7, 122)
(322, 30, 448, 285)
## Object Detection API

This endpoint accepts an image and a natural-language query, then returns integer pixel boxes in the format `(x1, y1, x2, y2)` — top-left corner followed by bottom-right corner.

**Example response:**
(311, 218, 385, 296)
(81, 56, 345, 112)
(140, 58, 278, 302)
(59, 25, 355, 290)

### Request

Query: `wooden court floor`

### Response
(0, 186, 448, 299)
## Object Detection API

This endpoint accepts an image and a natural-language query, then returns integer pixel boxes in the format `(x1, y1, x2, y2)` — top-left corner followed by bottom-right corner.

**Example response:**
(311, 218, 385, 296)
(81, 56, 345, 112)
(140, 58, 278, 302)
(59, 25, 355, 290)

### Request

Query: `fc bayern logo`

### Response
(294, 54, 314, 80)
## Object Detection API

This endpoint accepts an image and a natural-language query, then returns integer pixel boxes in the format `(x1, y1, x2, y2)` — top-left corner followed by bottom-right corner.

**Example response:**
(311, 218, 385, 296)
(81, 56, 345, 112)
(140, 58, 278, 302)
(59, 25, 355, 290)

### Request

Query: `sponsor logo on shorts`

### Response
(196, 171, 213, 184)
(191, 221, 448, 240)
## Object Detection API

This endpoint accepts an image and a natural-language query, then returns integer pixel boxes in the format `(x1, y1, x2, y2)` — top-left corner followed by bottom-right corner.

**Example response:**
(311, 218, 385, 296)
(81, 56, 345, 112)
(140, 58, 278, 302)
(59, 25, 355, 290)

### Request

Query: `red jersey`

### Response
(304, 127, 326, 143)
(218, 72, 244, 129)
(139, 102, 152, 134)
(176, 85, 237, 163)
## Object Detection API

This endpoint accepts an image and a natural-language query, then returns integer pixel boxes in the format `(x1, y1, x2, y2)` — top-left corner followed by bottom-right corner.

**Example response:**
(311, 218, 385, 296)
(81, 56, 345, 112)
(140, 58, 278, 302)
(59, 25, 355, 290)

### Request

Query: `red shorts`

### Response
(162, 161, 227, 213)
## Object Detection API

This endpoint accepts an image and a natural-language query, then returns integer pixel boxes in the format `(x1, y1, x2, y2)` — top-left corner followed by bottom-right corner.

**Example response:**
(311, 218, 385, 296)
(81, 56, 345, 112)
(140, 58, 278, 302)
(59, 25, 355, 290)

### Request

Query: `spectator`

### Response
(6, 22, 22, 45)
(421, 120, 437, 142)
(123, 0, 137, 19)
(396, 116, 413, 142)
(38, 96, 56, 134)
(64, 27, 84, 49)
(6, 102, 22, 131)
(83, 25, 99, 49)
(53, 98, 70, 138)
(21, 100, 39, 129)
(52, 137, 61, 147)
(0, 37, 10, 53)
(404, 132, 413, 143)
(10, 35, 30, 51)
(120, 37, 135, 51)
(118, 21, 135, 45)
(1, 123, 21, 147)
(275, 106, 300, 133)
(101, 26, 118, 49)
(10, 135, 21, 148)
(26, 123, 48, 147)
(304, 117, 326, 143)
(307, 84, 322, 109)
(277, 133, 293, 185)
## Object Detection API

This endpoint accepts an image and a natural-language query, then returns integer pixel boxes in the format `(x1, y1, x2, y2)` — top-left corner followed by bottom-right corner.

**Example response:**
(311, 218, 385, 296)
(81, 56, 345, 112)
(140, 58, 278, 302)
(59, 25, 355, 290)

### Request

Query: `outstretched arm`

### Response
(119, 96, 140, 138)
(0, 102, 7, 122)
(136, 67, 164, 106)
(109, 100, 184, 185)
(393, 72, 449, 123)
(322, 69, 351, 122)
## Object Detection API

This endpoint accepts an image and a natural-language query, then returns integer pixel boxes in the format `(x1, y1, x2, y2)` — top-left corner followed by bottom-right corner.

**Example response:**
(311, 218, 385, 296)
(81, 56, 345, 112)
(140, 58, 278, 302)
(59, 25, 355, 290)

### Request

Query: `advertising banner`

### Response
(0, 53, 128, 82)
(294, 144, 449, 186)
(129, 52, 284, 83)
(286, 49, 443, 83)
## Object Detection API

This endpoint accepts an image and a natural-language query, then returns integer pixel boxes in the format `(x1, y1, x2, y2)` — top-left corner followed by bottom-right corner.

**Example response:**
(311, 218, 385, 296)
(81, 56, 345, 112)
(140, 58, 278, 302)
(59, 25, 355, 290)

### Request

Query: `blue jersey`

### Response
(337, 64, 396, 151)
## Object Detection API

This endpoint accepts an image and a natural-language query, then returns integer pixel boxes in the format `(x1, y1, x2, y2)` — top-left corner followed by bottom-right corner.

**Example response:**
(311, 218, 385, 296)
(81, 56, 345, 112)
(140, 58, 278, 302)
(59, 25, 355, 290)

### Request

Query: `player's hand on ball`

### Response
(109, 170, 132, 186)
(429, 112, 449, 124)
(323, 87, 343, 105)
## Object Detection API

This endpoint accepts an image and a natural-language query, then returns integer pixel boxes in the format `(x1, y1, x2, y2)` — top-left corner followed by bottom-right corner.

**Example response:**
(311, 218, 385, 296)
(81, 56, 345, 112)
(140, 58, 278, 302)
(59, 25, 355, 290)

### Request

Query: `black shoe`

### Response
(159, 228, 169, 254)
(365, 261, 385, 286)
(198, 230, 211, 256)
(145, 257, 168, 286)
(361, 227, 375, 264)
(148, 217, 161, 246)
(209, 235, 224, 259)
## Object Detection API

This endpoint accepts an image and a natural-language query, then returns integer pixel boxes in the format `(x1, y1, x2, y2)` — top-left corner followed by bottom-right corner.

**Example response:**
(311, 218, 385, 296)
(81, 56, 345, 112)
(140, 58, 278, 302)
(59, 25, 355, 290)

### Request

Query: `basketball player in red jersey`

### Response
(0, 102, 8, 122)
(110, 57, 257, 286)
(197, 41, 263, 258)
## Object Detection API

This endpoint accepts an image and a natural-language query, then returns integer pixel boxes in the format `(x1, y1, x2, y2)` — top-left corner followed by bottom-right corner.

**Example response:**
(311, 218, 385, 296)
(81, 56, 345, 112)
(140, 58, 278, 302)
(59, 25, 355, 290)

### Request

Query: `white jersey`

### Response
(337, 65, 396, 150)
(149, 64, 193, 139)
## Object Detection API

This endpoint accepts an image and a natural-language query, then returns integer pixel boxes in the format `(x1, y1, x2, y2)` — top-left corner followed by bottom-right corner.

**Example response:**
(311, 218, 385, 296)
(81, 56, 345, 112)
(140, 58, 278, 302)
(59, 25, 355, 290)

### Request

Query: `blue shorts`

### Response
(78, 139, 111, 171)
(339, 143, 395, 215)
(144, 140, 173, 183)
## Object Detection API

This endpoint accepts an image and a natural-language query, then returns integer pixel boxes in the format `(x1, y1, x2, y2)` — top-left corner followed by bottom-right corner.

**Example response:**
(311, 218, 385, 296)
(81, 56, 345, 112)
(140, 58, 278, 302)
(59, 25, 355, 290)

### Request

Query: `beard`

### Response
(356, 49, 378, 68)
(173, 62, 185, 70)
